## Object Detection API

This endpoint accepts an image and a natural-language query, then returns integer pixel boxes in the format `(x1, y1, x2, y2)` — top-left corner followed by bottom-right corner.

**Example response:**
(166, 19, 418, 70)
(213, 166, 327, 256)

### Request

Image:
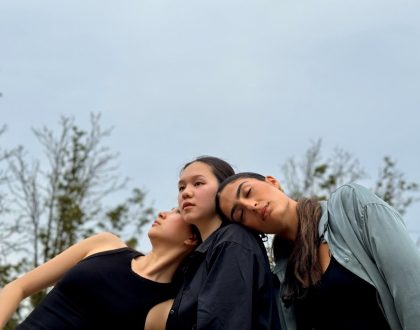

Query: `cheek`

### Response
(218, 193, 227, 211)
(221, 205, 230, 220)
(219, 188, 237, 216)
(200, 185, 218, 201)
(245, 214, 262, 230)
(202, 196, 216, 211)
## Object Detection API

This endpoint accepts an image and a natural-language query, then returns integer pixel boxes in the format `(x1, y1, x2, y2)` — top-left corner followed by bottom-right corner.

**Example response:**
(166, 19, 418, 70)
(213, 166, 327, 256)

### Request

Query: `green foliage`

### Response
(1, 114, 155, 323)
(281, 139, 420, 215)
(101, 188, 155, 249)
(374, 156, 420, 215)
(4, 318, 19, 330)
(30, 291, 48, 309)
(0, 262, 25, 329)
(282, 139, 366, 200)
(265, 139, 420, 265)
(0, 262, 24, 288)
(0, 126, 23, 291)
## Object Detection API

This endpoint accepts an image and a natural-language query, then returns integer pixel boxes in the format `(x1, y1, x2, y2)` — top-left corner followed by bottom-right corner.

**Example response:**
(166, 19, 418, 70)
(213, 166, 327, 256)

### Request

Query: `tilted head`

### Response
(218, 172, 324, 306)
(148, 208, 201, 251)
(216, 172, 297, 239)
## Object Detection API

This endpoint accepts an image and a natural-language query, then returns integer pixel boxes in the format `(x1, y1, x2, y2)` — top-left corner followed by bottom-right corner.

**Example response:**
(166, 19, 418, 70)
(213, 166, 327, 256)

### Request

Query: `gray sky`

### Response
(1, 0, 420, 252)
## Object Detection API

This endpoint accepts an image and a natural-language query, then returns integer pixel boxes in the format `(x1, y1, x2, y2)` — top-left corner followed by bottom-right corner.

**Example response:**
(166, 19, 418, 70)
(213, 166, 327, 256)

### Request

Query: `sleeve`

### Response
(363, 202, 420, 328)
(196, 240, 276, 330)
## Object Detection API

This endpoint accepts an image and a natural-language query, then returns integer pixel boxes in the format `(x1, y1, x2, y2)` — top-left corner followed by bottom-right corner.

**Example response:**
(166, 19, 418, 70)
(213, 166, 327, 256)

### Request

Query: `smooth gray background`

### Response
(1, 0, 419, 252)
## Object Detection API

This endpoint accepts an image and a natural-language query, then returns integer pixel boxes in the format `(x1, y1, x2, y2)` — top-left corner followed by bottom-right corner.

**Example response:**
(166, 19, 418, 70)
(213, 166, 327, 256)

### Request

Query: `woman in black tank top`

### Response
(0, 208, 201, 329)
(295, 254, 390, 330)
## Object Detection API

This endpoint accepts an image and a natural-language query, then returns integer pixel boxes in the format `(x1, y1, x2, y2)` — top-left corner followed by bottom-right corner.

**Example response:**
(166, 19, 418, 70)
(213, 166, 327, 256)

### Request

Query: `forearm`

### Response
(0, 283, 25, 329)
(365, 203, 420, 327)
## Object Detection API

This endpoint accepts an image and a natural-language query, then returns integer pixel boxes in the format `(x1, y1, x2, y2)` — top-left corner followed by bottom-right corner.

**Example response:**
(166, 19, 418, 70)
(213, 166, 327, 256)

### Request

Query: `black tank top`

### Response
(296, 255, 390, 330)
(18, 248, 176, 329)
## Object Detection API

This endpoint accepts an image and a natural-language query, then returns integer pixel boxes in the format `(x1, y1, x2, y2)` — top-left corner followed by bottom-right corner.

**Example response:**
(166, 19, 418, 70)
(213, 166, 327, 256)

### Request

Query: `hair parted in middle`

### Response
(215, 171, 323, 305)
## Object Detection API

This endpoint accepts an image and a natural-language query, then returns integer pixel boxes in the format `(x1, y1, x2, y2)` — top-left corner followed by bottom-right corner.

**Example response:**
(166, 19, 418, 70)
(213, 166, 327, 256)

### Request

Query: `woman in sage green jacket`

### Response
(216, 172, 420, 330)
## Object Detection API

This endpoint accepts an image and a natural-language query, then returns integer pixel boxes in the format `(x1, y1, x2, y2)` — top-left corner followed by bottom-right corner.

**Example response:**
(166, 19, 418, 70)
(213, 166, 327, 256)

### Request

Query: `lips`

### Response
(152, 220, 161, 227)
(182, 202, 195, 210)
(260, 203, 269, 221)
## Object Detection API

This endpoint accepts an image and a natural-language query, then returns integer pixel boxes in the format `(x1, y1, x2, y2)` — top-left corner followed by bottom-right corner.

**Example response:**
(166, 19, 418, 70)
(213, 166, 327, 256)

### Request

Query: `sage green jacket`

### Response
(273, 183, 420, 330)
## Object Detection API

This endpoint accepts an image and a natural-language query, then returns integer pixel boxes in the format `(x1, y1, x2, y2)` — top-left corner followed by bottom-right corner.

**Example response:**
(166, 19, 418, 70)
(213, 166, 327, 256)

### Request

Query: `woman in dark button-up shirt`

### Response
(155, 156, 280, 330)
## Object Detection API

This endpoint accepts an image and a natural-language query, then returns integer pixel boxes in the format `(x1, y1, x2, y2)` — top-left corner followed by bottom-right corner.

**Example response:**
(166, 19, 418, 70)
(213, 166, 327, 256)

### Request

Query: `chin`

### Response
(183, 214, 199, 225)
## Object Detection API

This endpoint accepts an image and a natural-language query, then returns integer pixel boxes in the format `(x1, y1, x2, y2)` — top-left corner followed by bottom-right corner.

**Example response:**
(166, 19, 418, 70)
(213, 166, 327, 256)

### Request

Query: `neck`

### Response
(133, 244, 190, 283)
(196, 215, 222, 241)
(279, 199, 299, 242)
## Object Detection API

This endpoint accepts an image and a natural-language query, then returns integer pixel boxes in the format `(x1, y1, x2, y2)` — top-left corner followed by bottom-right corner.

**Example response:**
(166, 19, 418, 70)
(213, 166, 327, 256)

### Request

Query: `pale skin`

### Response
(144, 299, 174, 330)
(218, 175, 331, 274)
(0, 209, 197, 329)
(146, 161, 227, 329)
(177, 161, 223, 240)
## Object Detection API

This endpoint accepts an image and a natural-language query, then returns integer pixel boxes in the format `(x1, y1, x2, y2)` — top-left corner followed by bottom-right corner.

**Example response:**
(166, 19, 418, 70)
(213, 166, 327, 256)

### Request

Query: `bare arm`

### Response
(0, 232, 125, 328)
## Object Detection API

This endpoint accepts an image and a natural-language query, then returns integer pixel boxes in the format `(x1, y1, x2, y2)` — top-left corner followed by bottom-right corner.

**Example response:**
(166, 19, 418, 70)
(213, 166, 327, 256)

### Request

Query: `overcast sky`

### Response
(1, 0, 420, 252)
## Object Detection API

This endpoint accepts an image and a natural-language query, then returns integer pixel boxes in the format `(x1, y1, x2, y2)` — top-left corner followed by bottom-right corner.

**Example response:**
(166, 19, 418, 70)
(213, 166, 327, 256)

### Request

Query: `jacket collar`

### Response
(318, 201, 329, 242)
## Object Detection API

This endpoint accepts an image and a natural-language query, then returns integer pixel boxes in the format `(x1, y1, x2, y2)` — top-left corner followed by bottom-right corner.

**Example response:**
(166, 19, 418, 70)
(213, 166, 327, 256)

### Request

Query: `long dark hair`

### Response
(274, 198, 322, 306)
(216, 172, 323, 306)
(190, 224, 203, 245)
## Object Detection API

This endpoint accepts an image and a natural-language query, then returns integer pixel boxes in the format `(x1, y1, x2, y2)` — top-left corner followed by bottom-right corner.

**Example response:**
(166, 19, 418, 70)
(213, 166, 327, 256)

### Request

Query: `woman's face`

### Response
(178, 161, 219, 225)
(148, 208, 195, 246)
(218, 177, 292, 234)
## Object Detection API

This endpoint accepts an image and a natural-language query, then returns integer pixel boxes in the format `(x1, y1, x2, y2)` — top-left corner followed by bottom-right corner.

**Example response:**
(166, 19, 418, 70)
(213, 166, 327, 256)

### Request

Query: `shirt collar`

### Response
(192, 224, 223, 254)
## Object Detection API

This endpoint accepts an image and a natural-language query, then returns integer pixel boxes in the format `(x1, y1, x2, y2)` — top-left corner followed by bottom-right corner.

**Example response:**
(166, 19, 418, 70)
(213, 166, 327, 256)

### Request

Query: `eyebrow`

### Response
(178, 175, 206, 186)
(230, 181, 247, 220)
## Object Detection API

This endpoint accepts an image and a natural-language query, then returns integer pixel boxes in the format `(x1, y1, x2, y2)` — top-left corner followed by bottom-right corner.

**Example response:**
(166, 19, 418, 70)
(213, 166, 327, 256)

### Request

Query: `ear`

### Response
(265, 175, 284, 192)
(184, 235, 198, 247)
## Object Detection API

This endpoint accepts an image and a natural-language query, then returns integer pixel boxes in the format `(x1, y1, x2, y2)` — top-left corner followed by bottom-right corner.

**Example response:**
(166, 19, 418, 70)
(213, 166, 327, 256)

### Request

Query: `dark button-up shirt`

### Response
(167, 223, 281, 330)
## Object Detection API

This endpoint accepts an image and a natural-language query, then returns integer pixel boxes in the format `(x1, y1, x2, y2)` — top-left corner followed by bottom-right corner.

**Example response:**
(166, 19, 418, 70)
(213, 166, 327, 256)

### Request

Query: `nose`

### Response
(241, 199, 258, 212)
(158, 211, 167, 219)
(181, 185, 193, 199)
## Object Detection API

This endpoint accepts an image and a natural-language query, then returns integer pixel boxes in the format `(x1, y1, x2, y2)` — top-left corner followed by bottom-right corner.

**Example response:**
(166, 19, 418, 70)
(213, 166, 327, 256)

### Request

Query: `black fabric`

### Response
(18, 248, 175, 329)
(295, 255, 390, 330)
(166, 223, 281, 330)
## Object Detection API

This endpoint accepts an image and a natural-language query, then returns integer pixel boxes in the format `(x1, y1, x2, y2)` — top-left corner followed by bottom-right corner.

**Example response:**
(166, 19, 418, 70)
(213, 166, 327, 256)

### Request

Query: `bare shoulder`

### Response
(84, 232, 127, 258)
(145, 299, 173, 330)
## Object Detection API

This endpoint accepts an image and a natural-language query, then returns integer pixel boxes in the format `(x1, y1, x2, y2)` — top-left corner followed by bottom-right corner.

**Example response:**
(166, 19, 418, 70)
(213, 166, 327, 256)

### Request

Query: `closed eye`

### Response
(245, 187, 251, 197)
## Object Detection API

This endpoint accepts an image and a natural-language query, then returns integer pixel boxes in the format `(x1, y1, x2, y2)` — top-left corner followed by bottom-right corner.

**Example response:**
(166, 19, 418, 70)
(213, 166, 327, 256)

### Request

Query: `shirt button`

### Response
(169, 309, 175, 315)
(344, 257, 350, 262)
